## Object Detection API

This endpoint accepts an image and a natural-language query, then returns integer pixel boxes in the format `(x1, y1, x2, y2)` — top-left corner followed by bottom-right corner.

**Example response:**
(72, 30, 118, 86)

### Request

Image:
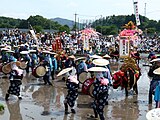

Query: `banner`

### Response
(133, 1, 140, 26)
(30, 30, 37, 40)
(52, 41, 56, 51)
(83, 36, 89, 50)
(119, 37, 130, 58)
(56, 37, 62, 50)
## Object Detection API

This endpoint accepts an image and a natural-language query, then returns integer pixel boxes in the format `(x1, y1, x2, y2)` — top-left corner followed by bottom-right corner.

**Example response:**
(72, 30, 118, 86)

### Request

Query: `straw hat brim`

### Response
(90, 54, 102, 59)
(150, 58, 160, 62)
(57, 67, 73, 77)
(92, 58, 109, 66)
(42, 50, 51, 54)
(75, 57, 86, 61)
(20, 51, 29, 54)
(146, 108, 160, 120)
(88, 67, 107, 72)
(103, 54, 111, 58)
(29, 50, 37, 53)
(68, 55, 76, 59)
(153, 67, 160, 75)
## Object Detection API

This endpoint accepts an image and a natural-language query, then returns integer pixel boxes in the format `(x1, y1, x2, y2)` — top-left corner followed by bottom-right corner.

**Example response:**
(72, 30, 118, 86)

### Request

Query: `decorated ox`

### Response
(112, 66, 141, 96)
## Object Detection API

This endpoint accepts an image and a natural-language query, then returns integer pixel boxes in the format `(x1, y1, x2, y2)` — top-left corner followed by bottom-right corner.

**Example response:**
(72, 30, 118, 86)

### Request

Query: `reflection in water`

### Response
(6, 100, 22, 120)
(32, 86, 52, 115)
(0, 79, 10, 97)
(109, 95, 140, 120)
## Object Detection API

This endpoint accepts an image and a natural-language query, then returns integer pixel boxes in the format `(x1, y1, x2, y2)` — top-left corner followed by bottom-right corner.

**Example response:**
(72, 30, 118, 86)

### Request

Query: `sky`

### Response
(0, 0, 160, 22)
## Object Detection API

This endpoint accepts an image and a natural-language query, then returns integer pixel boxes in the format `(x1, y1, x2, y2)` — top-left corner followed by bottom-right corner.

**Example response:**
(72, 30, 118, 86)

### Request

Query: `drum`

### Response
(82, 78, 94, 97)
(2, 64, 11, 74)
(20, 61, 28, 69)
(79, 72, 91, 83)
(32, 66, 46, 78)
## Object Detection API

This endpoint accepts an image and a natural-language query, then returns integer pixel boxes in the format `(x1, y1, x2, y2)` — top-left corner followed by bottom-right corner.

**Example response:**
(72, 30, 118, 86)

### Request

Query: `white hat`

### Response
(92, 58, 109, 66)
(6, 50, 14, 53)
(1, 48, 10, 51)
(20, 51, 29, 54)
(75, 57, 86, 61)
(42, 50, 51, 54)
(90, 54, 102, 59)
(57, 67, 73, 77)
(29, 50, 37, 53)
(150, 58, 160, 63)
(146, 108, 160, 120)
(103, 54, 111, 58)
(88, 67, 107, 72)
(153, 67, 160, 75)
(68, 55, 76, 59)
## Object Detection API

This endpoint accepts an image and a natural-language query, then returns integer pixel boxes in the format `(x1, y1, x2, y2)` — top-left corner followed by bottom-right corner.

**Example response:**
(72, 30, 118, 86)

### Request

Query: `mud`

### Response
(0, 54, 156, 120)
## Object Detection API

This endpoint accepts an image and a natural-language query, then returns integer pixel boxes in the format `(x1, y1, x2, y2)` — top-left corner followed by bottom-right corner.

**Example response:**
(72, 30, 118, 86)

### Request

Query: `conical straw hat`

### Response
(146, 108, 160, 120)
(92, 58, 109, 66)
(153, 67, 160, 75)
(90, 54, 102, 59)
(103, 54, 111, 58)
(88, 67, 107, 72)
(150, 58, 160, 62)
(57, 67, 73, 77)
(20, 51, 29, 54)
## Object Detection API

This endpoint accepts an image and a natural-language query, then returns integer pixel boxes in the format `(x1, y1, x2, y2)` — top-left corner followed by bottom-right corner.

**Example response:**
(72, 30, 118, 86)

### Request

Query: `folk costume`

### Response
(64, 75, 79, 114)
(5, 62, 23, 101)
(91, 75, 109, 120)
(42, 53, 52, 85)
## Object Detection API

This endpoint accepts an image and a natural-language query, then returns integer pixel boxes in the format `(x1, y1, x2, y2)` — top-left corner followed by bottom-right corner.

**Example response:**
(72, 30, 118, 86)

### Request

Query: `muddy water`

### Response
(0, 55, 156, 120)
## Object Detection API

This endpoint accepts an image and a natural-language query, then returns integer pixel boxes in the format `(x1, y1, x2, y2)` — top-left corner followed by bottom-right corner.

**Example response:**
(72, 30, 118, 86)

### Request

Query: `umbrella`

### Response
(57, 67, 73, 77)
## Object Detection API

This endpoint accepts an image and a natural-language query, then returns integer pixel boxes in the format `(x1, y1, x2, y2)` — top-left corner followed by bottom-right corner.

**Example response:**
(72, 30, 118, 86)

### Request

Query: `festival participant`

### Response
(148, 58, 160, 104)
(148, 48, 156, 60)
(13, 46, 20, 61)
(50, 52, 57, 80)
(29, 50, 38, 72)
(131, 47, 141, 64)
(64, 70, 79, 114)
(77, 59, 88, 80)
(20, 51, 31, 73)
(89, 67, 109, 120)
(1, 48, 10, 63)
(5, 61, 23, 101)
(41, 51, 53, 85)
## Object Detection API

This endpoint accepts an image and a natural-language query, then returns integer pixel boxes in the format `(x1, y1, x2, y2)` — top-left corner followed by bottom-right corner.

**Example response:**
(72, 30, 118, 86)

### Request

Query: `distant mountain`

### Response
(51, 17, 75, 28)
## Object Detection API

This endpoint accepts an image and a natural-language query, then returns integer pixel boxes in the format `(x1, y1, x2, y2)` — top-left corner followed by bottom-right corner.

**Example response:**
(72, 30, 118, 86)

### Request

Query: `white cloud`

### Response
(67, 2, 78, 8)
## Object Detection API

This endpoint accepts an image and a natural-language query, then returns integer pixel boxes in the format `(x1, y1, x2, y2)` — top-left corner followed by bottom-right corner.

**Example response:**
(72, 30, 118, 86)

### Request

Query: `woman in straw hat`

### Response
(89, 67, 109, 120)
(148, 59, 160, 104)
(64, 70, 79, 114)
(5, 60, 24, 101)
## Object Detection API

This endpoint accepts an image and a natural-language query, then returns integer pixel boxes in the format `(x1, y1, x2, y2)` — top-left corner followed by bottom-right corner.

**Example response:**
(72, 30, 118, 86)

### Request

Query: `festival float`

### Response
(112, 21, 142, 96)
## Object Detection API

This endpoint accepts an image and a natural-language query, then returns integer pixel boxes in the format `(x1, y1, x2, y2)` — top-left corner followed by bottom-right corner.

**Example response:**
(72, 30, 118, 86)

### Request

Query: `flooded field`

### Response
(0, 54, 156, 120)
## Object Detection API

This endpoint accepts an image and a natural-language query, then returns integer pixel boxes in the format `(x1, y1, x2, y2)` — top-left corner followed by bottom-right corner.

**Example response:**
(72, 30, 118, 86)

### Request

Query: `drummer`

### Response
(89, 67, 109, 120)
(29, 50, 38, 72)
(20, 51, 31, 73)
(41, 50, 52, 85)
(77, 58, 88, 81)
(5, 60, 23, 101)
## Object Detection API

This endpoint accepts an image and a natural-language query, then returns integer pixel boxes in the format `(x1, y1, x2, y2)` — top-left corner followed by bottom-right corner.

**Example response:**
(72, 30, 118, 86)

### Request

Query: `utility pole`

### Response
(144, 3, 147, 17)
(74, 13, 77, 37)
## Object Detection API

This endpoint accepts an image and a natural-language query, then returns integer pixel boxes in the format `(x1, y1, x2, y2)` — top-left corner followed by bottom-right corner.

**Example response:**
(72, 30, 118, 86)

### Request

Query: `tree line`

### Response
(0, 14, 160, 36)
